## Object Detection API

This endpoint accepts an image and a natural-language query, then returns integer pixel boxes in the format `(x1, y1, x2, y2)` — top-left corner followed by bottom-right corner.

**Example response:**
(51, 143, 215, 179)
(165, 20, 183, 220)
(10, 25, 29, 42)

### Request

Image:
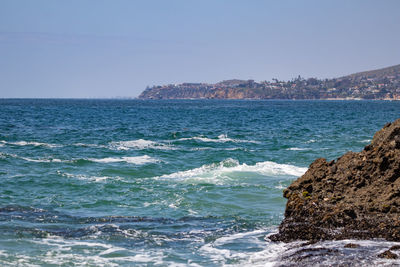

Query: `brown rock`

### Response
(270, 119, 400, 242)
(378, 250, 398, 259)
(344, 243, 360, 248)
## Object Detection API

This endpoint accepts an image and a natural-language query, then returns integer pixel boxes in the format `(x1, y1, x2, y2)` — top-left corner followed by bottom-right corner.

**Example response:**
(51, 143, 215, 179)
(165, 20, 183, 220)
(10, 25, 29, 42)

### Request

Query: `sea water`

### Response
(0, 99, 400, 266)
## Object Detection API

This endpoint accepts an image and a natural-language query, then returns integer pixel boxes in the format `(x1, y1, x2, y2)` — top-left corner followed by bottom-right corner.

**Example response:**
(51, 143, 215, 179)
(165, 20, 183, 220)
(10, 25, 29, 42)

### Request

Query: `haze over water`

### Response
(1, 99, 400, 265)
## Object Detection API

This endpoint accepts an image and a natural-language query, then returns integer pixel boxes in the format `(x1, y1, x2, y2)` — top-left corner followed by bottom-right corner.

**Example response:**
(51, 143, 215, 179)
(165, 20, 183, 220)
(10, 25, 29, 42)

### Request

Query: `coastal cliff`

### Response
(138, 64, 400, 100)
(271, 119, 400, 242)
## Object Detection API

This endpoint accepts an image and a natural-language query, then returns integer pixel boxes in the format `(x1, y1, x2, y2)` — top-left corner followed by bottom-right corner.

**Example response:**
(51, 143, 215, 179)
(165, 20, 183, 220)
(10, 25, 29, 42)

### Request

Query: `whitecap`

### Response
(57, 172, 123, 182)
(274, 184, 287, 190)
(286, 147, 308, 151)
(0, 152, 69, 163)
(158, 158, 307, 184)
(88, 155, 159, 165)
(305, 139, 316, 143)
(109, 139, 174, 150)
(20, 157, 52, 163)
(2, 140, 61, 148)
(178, 134, 260, 144)
(20, 157, 70, 163)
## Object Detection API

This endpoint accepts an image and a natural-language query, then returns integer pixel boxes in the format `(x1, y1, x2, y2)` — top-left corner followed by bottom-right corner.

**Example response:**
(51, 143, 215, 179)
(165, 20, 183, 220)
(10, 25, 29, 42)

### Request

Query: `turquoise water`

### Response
(1, 99, 400, 266)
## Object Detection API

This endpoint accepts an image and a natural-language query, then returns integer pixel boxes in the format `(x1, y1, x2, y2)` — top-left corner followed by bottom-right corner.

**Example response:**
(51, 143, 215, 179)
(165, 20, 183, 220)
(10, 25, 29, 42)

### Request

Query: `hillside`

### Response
(345, 64, 400, 80)
(138, 64, 400, 100)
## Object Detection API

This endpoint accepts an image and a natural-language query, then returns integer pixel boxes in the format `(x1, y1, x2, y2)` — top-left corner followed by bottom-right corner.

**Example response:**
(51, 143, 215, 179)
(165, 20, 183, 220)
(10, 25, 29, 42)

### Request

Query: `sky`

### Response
(0, 0, 400, 98)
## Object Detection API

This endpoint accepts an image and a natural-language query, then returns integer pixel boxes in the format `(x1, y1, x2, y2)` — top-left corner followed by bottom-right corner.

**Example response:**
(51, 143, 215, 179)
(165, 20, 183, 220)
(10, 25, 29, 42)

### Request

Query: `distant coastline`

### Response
(138, 64, 400, 100)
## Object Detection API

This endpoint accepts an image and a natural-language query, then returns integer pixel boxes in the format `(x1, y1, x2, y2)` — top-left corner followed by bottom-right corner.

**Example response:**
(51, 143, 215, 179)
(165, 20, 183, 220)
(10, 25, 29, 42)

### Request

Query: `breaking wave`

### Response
(177, 134, 260, 144)
(1, 153, 158, 165)
(88, 155, 159, 165)
(58, 172, 123, 182)
(286, 147, 308, 151)
(0, 152, 70, 163)
(159, 158, 307, 184)
(0, 140, 61, 148)
(108, 139, 174, 150)
(20, 157, 70, 163)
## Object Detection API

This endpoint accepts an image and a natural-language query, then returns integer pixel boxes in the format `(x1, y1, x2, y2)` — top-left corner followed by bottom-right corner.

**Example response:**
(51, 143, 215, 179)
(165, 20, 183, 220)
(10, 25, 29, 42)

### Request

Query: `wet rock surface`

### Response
(378, 250, 398, 259)
(271, 119, 400, 242)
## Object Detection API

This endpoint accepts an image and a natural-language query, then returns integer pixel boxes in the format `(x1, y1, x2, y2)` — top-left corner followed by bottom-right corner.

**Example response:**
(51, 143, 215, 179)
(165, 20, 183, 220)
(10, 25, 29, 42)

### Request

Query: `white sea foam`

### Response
(1, 140, 61, 148)
(241, 241, 290, 266)
(199, 228, 279, 265)
(274, 183, 287, 190)
(109, 139, 174, 150)
(200, 230, 400, 266)
(58, 172, 123, 182)
(89, 155, 159, 165)
(24, 236, 166, 266)
(20, 157, 70, 163)
(360, 139, 372, 143)
(286, 147, 308, 151)
(0, 152, 70, 163)
(178, 134, 260, 144)
(261, 238, 400, 266)
(305, 139, 316, 143)
(158, 158, 307, 184)
(3, 152, 157, 165)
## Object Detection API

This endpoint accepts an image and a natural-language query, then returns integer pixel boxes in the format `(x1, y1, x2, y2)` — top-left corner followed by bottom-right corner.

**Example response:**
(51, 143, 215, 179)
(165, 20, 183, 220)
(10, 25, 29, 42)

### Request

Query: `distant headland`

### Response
(139, 64, 400, 100)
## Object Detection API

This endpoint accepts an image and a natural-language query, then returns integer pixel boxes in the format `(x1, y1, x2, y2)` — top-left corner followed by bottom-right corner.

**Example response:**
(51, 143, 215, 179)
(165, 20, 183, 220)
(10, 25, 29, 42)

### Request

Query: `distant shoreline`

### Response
(138, 64, 400, 100)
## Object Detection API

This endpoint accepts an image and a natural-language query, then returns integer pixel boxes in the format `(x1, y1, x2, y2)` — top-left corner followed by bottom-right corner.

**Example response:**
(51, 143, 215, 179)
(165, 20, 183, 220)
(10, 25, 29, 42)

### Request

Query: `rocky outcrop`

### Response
(271, 119, 400, 242)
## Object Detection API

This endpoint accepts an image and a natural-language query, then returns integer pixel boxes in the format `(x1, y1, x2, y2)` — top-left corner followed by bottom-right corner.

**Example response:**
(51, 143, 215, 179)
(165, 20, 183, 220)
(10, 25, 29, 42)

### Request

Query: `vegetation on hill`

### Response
(138, 64, 400, 100)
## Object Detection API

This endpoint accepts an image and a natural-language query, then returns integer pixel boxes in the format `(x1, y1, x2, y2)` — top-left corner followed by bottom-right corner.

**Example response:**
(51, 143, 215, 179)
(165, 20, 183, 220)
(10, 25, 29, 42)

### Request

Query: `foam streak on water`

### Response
(177, 134, 261, 144)
(88, 155, 159, 165)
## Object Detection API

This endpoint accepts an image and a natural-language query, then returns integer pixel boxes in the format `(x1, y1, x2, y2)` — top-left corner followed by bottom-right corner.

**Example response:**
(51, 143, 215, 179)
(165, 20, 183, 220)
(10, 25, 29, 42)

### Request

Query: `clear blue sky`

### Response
(1, 0, 399, 98)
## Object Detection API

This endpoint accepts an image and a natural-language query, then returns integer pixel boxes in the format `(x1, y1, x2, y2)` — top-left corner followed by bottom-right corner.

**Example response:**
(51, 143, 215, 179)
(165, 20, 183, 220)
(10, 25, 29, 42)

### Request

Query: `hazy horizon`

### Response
(1, 0, 400, 98)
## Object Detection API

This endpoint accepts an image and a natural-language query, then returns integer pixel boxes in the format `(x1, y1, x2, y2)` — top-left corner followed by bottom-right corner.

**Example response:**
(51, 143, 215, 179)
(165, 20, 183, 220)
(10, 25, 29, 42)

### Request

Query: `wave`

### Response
(0, 139, 174, 151)
(25, 236, 163, 266)
(200, 228, 280, 266)
(20, 157, 70, 163)
(253, 238, 400, 266)
(58, 172, 123, 182)
(88, 155, 159, 165)
(0, 152, 70, 163)
(177, 134, 260, 144)
(305, 139, 317, 144)
(0, 140, 61, 148)
(1, 152, 158, 165)
(158, 158, 307, 183)
(199, 230, 400, 266)
(286, 147, 308, 151)
(109, 139, 174, 150)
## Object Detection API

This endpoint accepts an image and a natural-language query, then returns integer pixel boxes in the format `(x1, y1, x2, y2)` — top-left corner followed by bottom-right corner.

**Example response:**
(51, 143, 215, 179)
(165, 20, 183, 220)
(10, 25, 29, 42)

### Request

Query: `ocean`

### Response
(1, 99, 400, 266)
